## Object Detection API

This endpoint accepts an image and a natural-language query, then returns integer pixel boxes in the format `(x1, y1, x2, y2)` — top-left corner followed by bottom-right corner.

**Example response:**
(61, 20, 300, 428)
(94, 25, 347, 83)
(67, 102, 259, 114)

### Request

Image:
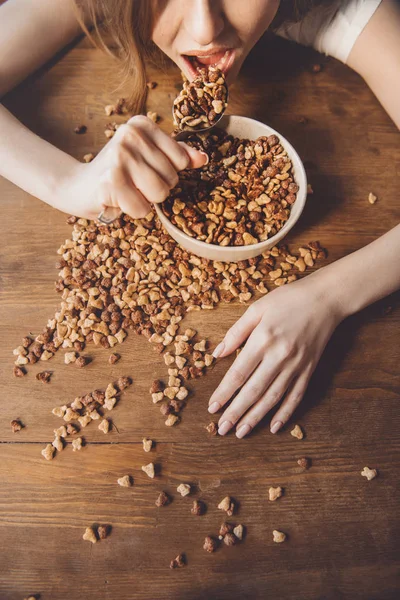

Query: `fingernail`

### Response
(208, 401, 220, 414)
(236, 424, 251, 439)
(270, 421, 283, 434)
(213, 341, 225, 359)
(200, 151, 209, 165)
(218, 420, 232, 436)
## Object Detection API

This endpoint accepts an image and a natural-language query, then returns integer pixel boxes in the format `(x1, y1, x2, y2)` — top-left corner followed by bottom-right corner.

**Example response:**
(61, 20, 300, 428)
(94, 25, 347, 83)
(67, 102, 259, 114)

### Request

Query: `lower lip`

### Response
(182, 49, 235, 79)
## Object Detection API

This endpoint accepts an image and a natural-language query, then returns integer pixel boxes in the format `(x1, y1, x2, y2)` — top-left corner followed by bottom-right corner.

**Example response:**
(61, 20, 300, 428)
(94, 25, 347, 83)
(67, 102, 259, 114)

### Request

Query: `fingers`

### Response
(216, 356, 284, 435)
(208, 325, 265, 415)
(213, 304, 262, 360)
(178, 142, 209, 169)
(233, 368, 295, 438)
(270, 366, 314, 434)
(99, 168, 150, 219)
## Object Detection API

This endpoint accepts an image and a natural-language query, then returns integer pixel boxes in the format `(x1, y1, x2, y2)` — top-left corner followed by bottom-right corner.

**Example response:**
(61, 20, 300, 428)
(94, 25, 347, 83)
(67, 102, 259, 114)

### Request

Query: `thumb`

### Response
(178, 142, 209, 169)
(213, 305, 262, 359)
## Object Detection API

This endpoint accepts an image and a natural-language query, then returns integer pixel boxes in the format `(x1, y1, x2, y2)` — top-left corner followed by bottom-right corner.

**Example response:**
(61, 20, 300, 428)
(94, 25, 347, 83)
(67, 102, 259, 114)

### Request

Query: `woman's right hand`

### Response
(56, 115, 208, 219)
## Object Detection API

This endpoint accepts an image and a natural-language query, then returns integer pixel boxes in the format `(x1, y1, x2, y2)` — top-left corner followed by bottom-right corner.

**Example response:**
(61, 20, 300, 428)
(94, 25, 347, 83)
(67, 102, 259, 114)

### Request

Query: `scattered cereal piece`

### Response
(312, 63, 322, 73)
(269, 486, 283, 502)
(64, 408, 80, 422)
(191, 500, 206, 516)
(233, 524, 244, 540)
(206, 422, 218, 435)
(361, 466, 378, 481)
(224, 533, 237, 546)
(97, 524, 110, 539)
(76, 356, 90, 368)
(64, 351, 77, 365)
(52, 405, 67, 418)
(155, 491, 170, 507)
(72, 437, 83, 451)
(368, 192, 377, 205)
(142, 438, 153, 452)
(52, 436, 64, 452)
(218, 496, 235, 516)
(170, 553, 186, 569)
(83, 153, 94, 163)
(78, 415, 91, 428)
(291, 424, 304, 440)
(150, 379, 164, 394)
(146, 81, 157, 89)
(203, 535, 218, 553)
(147, 111, 160, 123)
(13, 365, 26, 377)
(54, 425, 67, 438)
(307, 183, 314, 195)
(36, 370, 52, 383)
(98, 419, 110, 434)
(273, 530, 286, 543)
(66, 423, 78, 436)
(219, 522, 233, 536)
(142, 462, 155, 478)
(103, 397, 117, 410)
(10, 419, 23, 432)
(105, 383, 118, 398)
(83, 526, 97, 544)
(297, 457, 311, 469)
(74, 124, 87, 134)
(41, 444, 55, 461)
(117, 475, 132, 487)
(109, 353, 120, 365)
(177, 483, 191, 497)
(165, 414, 180, 427)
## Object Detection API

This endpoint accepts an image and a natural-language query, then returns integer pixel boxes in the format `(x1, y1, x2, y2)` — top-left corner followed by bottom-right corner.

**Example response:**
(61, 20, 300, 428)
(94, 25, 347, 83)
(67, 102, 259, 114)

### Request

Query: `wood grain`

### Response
(0, 34, 399, 600)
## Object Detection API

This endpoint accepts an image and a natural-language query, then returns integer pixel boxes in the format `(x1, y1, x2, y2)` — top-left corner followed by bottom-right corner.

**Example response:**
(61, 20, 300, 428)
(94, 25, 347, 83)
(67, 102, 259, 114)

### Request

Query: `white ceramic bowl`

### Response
(155, 115, 307, 262)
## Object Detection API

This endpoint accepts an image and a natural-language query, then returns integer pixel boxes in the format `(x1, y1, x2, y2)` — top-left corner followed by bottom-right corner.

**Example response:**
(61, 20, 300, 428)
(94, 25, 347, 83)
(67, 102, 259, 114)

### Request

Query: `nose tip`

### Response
(185, 2, 225, 47)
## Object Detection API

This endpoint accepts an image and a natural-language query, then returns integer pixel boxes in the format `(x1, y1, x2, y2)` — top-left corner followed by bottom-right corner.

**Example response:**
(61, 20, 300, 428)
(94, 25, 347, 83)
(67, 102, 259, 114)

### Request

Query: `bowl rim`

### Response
(155, 115, 307, 256)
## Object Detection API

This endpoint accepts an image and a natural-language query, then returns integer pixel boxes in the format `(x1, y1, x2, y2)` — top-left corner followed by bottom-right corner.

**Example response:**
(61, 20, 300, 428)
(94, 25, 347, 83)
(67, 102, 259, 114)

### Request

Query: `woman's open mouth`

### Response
(181, 49, 236, 79)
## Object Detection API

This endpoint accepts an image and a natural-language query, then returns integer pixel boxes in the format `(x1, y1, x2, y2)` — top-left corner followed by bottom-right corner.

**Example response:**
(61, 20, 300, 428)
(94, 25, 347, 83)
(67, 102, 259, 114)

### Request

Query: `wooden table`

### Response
(1, 34, 399, 600)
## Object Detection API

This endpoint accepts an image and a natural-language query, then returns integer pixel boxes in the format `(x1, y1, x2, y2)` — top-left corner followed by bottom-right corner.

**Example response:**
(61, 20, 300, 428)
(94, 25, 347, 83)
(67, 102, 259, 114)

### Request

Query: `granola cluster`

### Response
(173, 66, 228, 131)
(162, 128, 298, 246)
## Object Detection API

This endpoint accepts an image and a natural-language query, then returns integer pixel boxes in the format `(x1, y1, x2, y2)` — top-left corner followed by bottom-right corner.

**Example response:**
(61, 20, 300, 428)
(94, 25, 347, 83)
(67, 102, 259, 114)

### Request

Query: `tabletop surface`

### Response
(0, 33, 399, 600)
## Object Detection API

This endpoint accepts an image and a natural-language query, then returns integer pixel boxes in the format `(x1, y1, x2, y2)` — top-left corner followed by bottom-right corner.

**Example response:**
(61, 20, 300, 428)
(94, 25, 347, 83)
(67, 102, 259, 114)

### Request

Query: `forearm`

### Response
(0, 103, 79, 206)
(314, 224, 400, 319)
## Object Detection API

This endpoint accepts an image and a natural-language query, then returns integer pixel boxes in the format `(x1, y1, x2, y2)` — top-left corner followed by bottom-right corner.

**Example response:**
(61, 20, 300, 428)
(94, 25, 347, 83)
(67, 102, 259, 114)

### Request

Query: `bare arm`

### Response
(209, 1, 400, 439)
(347, 0, 400, 130)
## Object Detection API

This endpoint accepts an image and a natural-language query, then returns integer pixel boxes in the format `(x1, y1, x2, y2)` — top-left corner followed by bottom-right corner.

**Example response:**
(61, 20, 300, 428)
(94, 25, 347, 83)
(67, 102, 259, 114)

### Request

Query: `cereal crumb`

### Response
(146, 81, 158, 89)
(291, 424, 304, 440)
(72, 437, 83, 451)
(36, 370, 52, 383)
(218, 496, 235, 516)
(52, 436, 64, 452)
(206, 422, 218, 435)
(97, 524, 110, 539)
(224, 532, 237, 546)
(108, 353, 120, 365)
(361, 466, 378, 481)
(76, 356, 90, 368)
(147, 111, 160, 123)
(273, 530, 286, 543)
(191, 500, 206, 516)
(203, 535, 218, 553)
(155, 491, 170, 507)
(98, 419, 110, 434)
(368, 192, 377, 205)
(64, 351, 77, 365)
(177, 483, 191, 497)
(233, 524, 244, 540)
(83, 153, 94, 163)
(165, 414, 180, 427)
(10, 419, 23, 433)
(297, 457, 311, 469)
(307, 183, 314, 195)
(142, 437, 153, 452)
(83, 526, 97, 544)
(170, 553, 186, 568)
(117, 475, 132, 487)
(13, 365, 26, 377)
(142, 462, 155, 478)
(269, 486, 283, 502)
(41, 443, 55, 461)
(312, 63, 322, 73)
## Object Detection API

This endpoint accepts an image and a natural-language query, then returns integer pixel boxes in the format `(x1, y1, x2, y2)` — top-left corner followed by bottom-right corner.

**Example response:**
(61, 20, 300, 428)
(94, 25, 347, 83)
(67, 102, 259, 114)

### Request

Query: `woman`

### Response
(1, 0, 399, 438)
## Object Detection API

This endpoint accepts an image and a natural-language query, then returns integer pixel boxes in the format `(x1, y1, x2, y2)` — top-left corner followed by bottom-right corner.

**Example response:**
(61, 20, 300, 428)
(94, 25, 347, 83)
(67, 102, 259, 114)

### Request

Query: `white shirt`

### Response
(276, 0, 382, 63)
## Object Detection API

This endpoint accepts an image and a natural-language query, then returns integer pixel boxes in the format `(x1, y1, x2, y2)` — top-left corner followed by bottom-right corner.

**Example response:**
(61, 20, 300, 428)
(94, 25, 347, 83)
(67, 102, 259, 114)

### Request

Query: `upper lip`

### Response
(182, 48, 231, 57)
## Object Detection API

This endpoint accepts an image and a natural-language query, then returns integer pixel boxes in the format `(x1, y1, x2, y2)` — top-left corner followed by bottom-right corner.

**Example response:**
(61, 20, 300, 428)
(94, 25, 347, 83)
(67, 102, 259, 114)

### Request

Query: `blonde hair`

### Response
(73, 0, 162, 114)
(73, 0, 335, 113)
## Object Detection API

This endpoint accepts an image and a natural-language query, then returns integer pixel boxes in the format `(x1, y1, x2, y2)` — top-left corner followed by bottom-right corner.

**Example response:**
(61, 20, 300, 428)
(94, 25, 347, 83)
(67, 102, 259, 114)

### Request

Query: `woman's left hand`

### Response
(208, 273, 344, 438)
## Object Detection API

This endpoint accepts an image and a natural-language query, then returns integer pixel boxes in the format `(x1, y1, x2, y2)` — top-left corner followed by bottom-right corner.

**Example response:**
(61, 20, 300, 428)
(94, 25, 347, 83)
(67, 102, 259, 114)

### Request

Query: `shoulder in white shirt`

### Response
(275, 0, 382, 63)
